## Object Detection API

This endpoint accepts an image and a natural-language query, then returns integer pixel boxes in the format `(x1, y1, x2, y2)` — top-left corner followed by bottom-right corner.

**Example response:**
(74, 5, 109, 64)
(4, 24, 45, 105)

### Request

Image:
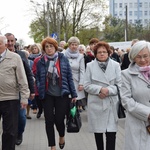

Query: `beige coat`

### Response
(121, 63, 150, 150)
(0, 49, 29, 104)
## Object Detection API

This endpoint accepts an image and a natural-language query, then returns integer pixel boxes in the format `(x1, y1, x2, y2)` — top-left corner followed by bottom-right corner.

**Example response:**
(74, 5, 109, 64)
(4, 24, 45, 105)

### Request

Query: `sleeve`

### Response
(121, 71, 150, 121)
(79, 55, 85, 85)
(16, 56, 30, 104)
(84, 63, 102, 95)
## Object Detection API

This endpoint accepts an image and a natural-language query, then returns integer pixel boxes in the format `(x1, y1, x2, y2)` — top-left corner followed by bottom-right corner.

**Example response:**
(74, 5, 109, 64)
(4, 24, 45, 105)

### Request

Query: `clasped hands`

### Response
(99, 87, 109, 99)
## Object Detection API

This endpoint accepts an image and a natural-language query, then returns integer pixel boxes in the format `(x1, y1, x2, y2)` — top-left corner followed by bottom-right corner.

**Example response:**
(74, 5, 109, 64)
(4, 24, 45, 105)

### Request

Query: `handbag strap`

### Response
(114, 84, 121, 103)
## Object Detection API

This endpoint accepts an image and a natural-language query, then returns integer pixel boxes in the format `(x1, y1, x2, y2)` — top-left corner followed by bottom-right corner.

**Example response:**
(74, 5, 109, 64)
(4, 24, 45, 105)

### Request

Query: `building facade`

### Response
(109, 0, 150, 27)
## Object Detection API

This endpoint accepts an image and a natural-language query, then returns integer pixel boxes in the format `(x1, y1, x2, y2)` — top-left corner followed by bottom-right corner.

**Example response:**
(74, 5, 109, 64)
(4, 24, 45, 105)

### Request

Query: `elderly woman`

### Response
(84, 41, 121, 150)
(64, 37, 85, 112)
(121, 40, 150, 150)
(36, 37, 77, 150)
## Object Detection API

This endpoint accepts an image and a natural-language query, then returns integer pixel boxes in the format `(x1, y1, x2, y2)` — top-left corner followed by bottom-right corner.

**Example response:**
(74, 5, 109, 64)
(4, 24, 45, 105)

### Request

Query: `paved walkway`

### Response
(15, 109, 125, 150)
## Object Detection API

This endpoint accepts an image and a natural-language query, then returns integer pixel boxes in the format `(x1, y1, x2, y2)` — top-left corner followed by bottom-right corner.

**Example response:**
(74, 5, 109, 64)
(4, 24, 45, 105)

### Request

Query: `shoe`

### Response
(59, 142, 65, 149)
(15, 134, 23, 145)
(26, 115, 32, 119)
(59, 137, 65, 149)
(79, 109, 82, 113)
(33, 109, 37, 114)
(82, 106, 86, 110)
(36, 113, 41, 119)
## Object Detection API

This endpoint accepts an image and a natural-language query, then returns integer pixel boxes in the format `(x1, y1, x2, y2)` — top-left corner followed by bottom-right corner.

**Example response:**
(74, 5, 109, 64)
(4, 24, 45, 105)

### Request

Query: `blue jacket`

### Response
(36, 52, 77, 99)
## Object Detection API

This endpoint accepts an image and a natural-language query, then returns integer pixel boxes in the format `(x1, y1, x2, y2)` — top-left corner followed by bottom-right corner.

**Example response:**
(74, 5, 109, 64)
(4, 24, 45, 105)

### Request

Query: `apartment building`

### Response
(109, 0, 150, 27)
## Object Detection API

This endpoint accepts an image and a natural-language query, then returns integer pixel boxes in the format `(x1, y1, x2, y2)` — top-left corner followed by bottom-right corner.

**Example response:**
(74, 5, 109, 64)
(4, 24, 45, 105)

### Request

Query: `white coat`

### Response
(121, 63, 150, 150)
(84, 58, 121, 133)
(64, 52, 85, 100)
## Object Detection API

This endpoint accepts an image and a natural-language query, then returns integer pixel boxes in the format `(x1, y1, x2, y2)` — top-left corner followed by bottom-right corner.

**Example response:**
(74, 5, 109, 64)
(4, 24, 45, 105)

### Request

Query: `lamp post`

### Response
(57, 0, 61, 42)
(30, 0, 50, 37)
(125, 5, 128, 41)
(46, 0, 50, 37)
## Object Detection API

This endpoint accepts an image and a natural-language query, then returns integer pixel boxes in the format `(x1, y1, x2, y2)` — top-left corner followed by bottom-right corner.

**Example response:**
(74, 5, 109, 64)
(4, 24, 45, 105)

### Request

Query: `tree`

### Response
(29, 0, 107, 43)
(102, 15, 125, 42)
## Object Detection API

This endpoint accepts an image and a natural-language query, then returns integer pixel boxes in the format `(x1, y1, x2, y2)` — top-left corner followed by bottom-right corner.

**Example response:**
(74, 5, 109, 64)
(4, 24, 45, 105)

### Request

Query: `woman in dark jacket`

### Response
(36, 37, 77, 150)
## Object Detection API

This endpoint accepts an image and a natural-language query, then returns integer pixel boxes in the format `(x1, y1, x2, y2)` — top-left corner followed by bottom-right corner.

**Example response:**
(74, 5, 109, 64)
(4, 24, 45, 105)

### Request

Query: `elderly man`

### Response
(0, 35, 29, 150)
(4, 33, 35, 146)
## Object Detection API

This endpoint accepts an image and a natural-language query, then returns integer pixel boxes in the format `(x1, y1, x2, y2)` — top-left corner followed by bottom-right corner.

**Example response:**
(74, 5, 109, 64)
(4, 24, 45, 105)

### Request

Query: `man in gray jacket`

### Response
(0, 35, 30, 150)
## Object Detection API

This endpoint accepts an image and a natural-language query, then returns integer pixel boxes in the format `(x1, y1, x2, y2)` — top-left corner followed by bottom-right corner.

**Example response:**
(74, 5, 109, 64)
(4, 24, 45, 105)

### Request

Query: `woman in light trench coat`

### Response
(84, 41, 121, 150)
(121, 40, 150, 150)
(64, 36, 85, 111)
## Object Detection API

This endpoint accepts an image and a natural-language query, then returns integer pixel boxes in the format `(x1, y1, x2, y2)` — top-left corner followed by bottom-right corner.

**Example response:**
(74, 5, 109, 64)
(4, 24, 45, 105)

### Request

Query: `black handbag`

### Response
(66, 102, 82, 133)
(115, 84, 126, 118)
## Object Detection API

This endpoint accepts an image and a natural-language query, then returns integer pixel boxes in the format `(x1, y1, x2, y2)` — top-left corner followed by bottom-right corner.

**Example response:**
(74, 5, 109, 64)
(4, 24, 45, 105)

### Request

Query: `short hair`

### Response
(93, 41, 111, 56)
(5, 33, 15, 38)
(131, 39, 139, 46)
(21, 50, 30, 58)
(129, 40, 150, 62)
(0, 35, 7, 44)
(68, 36, 80, 45)
(110, 46, 115, 52)
(59, 41, 66, 46)
(41, 37, 58, 51)
(89, 38, 99, 45)
(78, 44, 86, 52)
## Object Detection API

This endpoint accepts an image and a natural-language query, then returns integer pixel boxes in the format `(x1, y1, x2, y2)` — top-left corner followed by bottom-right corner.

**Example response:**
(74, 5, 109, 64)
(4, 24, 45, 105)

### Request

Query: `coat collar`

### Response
(91, 58, 116, 85)
(128, 62, 150, 84)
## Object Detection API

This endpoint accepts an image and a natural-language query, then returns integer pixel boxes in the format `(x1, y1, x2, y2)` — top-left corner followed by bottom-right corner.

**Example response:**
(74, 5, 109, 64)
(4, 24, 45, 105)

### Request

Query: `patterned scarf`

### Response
(65, 48, 79, 59)
(97, 58, 109, 72)
(139, 65, 150, 81)
(46, 52, 59, 85)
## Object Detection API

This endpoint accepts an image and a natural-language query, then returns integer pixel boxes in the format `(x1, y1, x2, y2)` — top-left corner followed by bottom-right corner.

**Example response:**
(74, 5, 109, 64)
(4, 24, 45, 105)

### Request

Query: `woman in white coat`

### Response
(64, 36, 85, 111)
(84, 41, 121, 150)
(121, 40, 150, 150)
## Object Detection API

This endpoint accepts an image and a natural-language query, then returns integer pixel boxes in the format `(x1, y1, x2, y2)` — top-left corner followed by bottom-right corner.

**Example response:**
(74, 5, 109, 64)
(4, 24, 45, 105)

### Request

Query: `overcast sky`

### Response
(0, 0, 38, 45)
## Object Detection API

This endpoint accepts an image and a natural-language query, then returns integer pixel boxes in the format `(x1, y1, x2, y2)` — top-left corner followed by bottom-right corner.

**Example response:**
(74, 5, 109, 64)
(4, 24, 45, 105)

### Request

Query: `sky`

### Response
(0, 0, 37, 45)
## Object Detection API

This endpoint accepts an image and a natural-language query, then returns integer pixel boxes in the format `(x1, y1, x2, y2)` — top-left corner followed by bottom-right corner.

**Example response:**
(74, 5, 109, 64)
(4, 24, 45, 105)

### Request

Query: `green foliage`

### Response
(102, 15, 125, 42)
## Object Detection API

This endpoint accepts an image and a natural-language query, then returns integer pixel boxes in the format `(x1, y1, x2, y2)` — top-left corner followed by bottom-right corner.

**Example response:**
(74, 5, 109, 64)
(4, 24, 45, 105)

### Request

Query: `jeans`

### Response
(18, 105, 26, 136)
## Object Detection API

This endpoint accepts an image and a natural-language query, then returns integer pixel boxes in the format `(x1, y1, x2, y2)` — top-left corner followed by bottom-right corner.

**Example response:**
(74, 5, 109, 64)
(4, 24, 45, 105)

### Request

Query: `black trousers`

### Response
(0, 100, 19, 150)
(94, 132, 116, 150)
(42, 94, 69, 147)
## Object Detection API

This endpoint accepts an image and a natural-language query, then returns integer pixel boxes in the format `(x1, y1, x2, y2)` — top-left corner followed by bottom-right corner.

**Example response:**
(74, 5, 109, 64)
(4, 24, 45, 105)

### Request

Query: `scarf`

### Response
(139, 65, 150, 81)
(97, 58, 109, 72)
(46, 52, 59, 85)
(65, 48, 79, 59)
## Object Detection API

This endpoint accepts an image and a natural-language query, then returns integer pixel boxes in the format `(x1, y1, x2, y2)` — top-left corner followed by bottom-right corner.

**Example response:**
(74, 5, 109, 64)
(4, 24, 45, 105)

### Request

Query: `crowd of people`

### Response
(0, 33, 150, 150)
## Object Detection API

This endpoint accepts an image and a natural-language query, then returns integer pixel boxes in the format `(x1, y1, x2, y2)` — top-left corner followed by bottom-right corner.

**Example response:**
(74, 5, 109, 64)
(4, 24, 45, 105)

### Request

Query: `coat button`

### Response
(147, 85, 150, 88)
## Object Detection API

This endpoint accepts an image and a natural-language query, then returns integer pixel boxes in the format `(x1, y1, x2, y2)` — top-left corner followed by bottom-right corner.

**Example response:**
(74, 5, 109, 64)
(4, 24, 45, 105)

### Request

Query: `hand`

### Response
(29, 93, 35, 100)
(20, 102, 28, 109)
(78, 85, 83, 91)
(99, 92, 107, 99)
(100, 87, 109, 97)
(71, 97, 77, 103)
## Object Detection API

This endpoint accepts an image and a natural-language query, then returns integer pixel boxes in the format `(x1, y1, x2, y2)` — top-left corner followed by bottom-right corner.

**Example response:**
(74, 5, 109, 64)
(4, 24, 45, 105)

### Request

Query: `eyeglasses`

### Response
(135, 54, 149, 60)
(97, 51, 108, 54)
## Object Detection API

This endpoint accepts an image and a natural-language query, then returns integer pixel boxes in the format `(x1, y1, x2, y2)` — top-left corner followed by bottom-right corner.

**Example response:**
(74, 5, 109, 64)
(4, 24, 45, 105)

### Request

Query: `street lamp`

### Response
(57, 0, 61, 42)
(46, 0, 50, 36)
(30, 0, 50, 37)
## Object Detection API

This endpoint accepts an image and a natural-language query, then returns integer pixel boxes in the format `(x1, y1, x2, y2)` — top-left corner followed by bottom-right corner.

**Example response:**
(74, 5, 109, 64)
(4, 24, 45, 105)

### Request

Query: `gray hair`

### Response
(78, 44, 86, 52)
(68, 36, 80, 45)
(0, 35, 8, 44)
(129, 40, 150, 62)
